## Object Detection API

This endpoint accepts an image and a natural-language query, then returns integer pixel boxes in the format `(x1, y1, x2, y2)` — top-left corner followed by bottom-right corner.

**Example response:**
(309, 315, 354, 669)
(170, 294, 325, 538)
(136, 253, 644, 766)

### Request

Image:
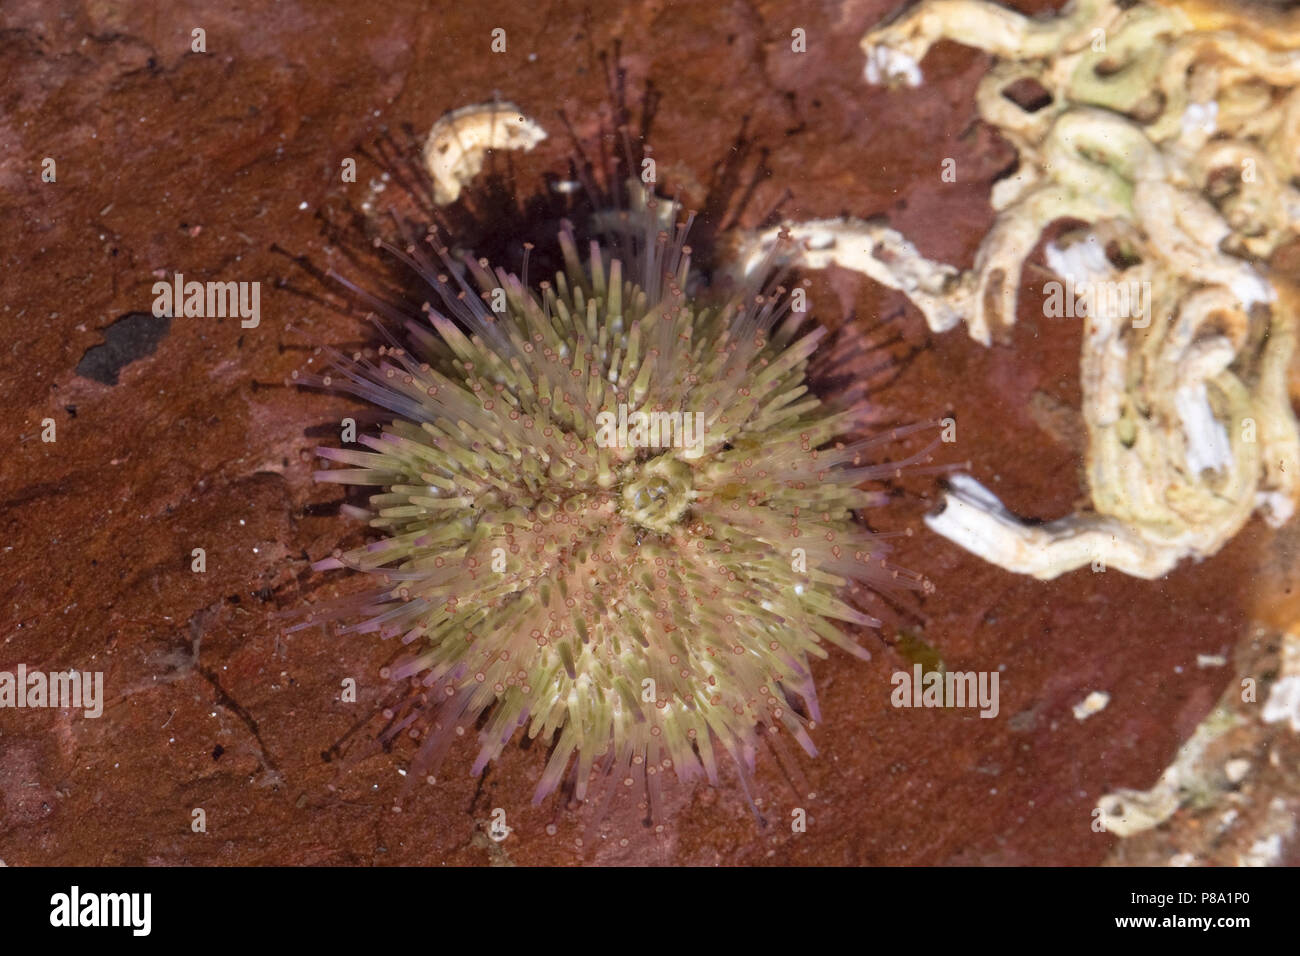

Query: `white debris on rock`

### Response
(423, 102, 547, 206)
(1242, 833, 1285, 867)
(1180, 100, 1218, 138)
(1224, 758, 1251, 784)
(1174, 382, 1233, 476)
(1240, 798, 1295, 866)
(863, 45, 923, 87)
(1262, 632, 1300, 733)
(1043, 233, 1110, 288)
(1073, 690, 1111, 721)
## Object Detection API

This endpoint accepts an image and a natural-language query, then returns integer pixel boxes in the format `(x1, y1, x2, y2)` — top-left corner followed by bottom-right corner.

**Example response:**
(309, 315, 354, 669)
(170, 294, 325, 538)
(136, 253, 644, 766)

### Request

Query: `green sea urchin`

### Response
(296, 184, 932, 811)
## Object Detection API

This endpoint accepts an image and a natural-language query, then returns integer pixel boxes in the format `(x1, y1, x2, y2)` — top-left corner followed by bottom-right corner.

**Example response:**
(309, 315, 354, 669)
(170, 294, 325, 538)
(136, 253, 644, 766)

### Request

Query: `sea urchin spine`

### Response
(296, 186, 931, 809)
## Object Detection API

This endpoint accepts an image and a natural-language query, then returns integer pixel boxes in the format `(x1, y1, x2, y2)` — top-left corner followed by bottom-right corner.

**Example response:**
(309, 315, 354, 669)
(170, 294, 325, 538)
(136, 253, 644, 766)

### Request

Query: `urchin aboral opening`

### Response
(292, 180, 934, 812)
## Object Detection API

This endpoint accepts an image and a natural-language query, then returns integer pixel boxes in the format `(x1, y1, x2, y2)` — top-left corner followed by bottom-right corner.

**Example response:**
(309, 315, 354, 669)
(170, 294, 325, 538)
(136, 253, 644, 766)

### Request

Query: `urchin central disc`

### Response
(621, 456, 694, 534)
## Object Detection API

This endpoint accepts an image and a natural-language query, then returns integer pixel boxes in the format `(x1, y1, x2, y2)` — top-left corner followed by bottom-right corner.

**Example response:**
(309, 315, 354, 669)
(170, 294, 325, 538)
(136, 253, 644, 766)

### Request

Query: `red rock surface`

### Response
(1, 0, 1294, 865)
